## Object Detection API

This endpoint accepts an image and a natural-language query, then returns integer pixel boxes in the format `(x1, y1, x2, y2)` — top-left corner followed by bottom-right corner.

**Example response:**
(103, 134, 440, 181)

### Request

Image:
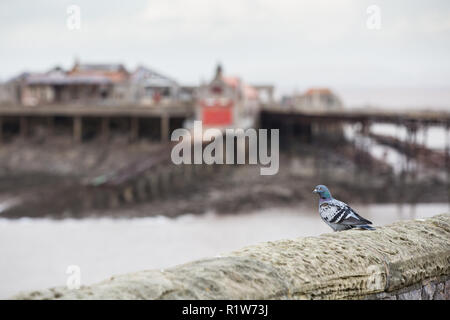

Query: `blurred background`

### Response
(0, 0, 449, 298)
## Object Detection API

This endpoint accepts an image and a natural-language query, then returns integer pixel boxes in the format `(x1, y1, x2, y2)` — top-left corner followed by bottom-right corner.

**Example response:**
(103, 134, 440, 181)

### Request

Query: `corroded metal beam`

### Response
(261, 108, 450, 126)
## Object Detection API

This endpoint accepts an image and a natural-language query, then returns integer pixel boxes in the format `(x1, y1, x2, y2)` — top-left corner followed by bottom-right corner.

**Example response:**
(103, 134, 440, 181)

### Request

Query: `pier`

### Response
(0, 103, 448, 144)
(0, 103, 194, 143)
(1, 103, 448, 213)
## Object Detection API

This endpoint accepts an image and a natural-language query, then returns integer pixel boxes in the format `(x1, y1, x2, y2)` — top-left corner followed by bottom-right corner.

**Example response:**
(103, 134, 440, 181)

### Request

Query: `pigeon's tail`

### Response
(355, 224, 376, 231)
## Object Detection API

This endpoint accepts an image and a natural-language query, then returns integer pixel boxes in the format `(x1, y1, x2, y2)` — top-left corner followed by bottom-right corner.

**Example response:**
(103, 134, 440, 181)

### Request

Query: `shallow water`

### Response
(0, 203, 448, 298)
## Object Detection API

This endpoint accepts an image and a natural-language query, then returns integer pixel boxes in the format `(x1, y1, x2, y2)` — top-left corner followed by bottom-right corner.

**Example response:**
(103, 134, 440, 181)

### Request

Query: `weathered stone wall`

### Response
(13, 214, 450, 300)
(366, 275, 448, 300)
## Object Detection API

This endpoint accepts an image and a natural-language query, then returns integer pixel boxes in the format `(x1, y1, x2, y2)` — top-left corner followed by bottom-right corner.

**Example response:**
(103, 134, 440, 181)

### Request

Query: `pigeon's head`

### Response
(313, 185, 332, 200)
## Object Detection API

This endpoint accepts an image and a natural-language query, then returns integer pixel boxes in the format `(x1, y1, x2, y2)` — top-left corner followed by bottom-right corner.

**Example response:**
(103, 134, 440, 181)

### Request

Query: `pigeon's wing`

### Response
(319, 201, 342, 222)
(320, 199, 372, 226)
(332, 199, 373, 225)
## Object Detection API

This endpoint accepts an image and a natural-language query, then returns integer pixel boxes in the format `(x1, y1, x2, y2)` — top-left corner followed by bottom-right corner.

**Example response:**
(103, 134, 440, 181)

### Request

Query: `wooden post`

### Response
(173, 165, 183, 189)
(73, 116, 82, 143)
(101, 117, 110, 142)
(20, 116, 28, 138)
(445, 123, 449, 211)
(161, 113, 169, 143)
(149, 174, 160, 199)
(108, 190, 120, 209)
(160, 169, 170, 195)
(83, 190, 94, 211)
(93, 189, 106, 209)
(287, 119, 294, 153)
(47, 117, 54, 136)
(123, 185, 135, 203)
(0, 117, 3, 145)
(130, 117, 139, 143)
(136, 178, 148, 201)
(183, 164, 192, 183)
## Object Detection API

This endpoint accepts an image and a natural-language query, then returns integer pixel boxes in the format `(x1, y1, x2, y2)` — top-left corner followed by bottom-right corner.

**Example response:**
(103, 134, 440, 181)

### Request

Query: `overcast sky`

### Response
(1, 0, 450, 106)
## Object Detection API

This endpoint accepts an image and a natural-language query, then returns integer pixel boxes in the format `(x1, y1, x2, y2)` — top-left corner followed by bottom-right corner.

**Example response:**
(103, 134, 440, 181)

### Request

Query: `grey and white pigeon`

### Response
(313, 185, 375, 231)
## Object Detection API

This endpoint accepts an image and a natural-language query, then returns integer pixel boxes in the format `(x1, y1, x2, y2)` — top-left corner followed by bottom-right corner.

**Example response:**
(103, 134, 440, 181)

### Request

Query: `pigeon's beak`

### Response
(313, 188, 318, 194)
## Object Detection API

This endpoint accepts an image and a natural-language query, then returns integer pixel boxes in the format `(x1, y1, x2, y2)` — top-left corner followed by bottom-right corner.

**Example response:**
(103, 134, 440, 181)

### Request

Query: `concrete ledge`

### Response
(13, 214, 450, 300)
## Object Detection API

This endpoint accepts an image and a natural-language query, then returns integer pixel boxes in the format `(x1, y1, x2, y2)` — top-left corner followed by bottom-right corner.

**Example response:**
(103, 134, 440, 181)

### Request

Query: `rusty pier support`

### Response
(130, 117, 139, 143)
(0, 117, 3, 144)
(446, 123, 450, 210)
(101, 117, 110, 142)
(73, 116, 83, 143)
(19, 116, 28, 138)
(161, 112, 169, 143)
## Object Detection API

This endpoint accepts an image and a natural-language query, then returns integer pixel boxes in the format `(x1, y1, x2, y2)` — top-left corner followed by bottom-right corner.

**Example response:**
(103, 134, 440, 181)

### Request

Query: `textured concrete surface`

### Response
(12, 214, 450, 300)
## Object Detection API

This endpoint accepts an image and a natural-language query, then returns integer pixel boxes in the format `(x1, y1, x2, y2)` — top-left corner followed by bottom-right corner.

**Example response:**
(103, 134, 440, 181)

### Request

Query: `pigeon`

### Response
(313, 185, 375, 231)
